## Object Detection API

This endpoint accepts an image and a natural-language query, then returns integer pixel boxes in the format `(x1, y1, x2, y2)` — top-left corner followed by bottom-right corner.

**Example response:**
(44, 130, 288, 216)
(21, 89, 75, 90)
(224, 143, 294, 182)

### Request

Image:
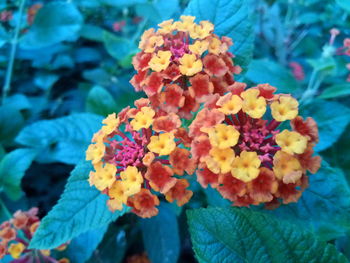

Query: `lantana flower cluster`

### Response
(0, 208, 69, 262)
(86, 99, 194, 218)
(86, 16, 321, 218)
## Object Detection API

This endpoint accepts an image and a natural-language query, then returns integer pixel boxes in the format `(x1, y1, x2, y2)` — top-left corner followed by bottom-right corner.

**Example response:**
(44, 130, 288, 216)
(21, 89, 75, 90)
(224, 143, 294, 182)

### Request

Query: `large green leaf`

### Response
(136, 0, 180, 23)
(0, 149, 37, 200)
(318, 84, 350, 99)
(29, 162, 129, 249)
(187, 207, 348, 263)
(141, 202, 180, 263)
(65, 226, 108, 263)
(15, 113, 103, 165)
(103, 31, 137, 63)
(336, 0, 350, 12)
(265, 161, 350, 241)
(184, 0, 254, 71)
(86, 86, 118, 117)
(20, 2, 83, 49)
(300, 100, 350, 152)
(245, 59, 301, 94)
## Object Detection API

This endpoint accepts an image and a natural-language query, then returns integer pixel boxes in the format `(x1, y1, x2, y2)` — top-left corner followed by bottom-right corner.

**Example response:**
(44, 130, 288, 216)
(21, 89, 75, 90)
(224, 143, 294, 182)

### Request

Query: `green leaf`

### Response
(300, 100, 350, 152)
(245, 59, 301, 94)
(187, 207, 348, 263)
(136, 0, 180, 23)
(80, 24, 104, 42)
(100, 0, 147, 7)
(65, 226, 108, 263)
(265, 161, 350, 241)
(20, 2, 83, 49)
(16, 113, 103, 165)
(184, 0, 254, 71)
(336, 0, 350, 12)
(86, 86, 118, 116)
(0, 149, 37, 200)
(103, 31, 137, 62)
(0, 105, 25, 146)
(319, 84, 350, 99)
(29, 162, 129, 249)
(141, 202, 180, 263)
(307, 56, 336, 74)
(0, 24, 9, 48)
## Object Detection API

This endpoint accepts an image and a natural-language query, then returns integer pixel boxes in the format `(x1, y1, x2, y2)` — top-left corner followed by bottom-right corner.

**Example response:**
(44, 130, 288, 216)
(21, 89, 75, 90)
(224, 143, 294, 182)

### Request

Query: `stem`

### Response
(2, 0, 27, 104)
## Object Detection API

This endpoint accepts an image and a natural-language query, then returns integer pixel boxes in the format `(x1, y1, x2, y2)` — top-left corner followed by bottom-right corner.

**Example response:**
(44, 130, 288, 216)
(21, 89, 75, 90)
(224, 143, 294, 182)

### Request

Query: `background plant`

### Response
(0, 0, 350, 262)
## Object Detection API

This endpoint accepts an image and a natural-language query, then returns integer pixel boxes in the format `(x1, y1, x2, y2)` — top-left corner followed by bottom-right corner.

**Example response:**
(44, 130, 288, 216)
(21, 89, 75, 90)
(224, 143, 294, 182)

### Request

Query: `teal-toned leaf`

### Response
(336, 0, 350, 12)
(65, 226, 108, 263)
(15, 113, 103, 165)
(301, 100, 350, 152)
(136, 0, 180, 23)
(34, 73, 59, 90)
(187, 207, 348, 263)
(86, 86, 118, 116)
(265, 161, 350, 241)
(80, 24, 104, 42)
(141, 202, 180, 263)
(0, 149, 37, 200)
(103, 31, 137, 62)
(3, 94, 32, 112)
(245, 59, 301, 94)
(29, 162, 129, 249)
(307, 56, 336, 74)
(100, 0, 147, 7)
(0, 105, 25, 146)
(20, 2, 83, 49)
(204, 186, 230, 207)
(184, 0, 254, 70)
(0, 24, 9, 48)
(87, 225, 127, 263)
(319, 84, 350, 99)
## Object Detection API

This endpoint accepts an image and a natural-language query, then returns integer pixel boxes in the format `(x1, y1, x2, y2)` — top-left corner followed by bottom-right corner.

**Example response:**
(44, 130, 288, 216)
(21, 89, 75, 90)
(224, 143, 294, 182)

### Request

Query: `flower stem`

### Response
(2, 0, 27, 104)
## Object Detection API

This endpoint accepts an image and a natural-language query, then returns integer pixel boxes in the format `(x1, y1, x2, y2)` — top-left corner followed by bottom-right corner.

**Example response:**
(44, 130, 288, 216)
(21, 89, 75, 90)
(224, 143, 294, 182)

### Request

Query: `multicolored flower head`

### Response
(130, 16, 241, 119)
(190, 83, 321, 207)
(86, 99, 195, 218)
(0, 208, 69, 261)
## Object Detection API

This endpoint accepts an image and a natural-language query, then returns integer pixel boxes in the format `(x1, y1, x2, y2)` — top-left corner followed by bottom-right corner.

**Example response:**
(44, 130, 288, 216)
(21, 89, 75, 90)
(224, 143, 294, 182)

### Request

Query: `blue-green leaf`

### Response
(265, 161, 350, 241)
(65, 226, 108, 263)
(0, 149, 36, 200)
(300, 100, 350, 152)
(103, 31, 137, 62)
(245, 59, 301, 94)
(318, 84, 350, 99)
(86, 86, 118, 117)
(29, 162, 129, 249)
(141, 202, 180, 263)
(15, 113, 103, 165)
(0, 105, 25, 146)
(336, 0, 350, 13)
(184, 0, 254, 70)
(136, 0, 180, 23)
(20, 2, 83, 49)
(187, 207, 348, 263)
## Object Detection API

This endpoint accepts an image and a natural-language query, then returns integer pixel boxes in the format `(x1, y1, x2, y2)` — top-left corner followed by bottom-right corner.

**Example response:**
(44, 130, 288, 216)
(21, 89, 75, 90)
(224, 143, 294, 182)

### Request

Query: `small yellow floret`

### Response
(231, 151, 261, 182)
(179, 54, 203, 76)
(174, 16, 196, 32)
(208, 37, 222, 55)
(241, 89, 266, 118)
(158, 19, 174, 34)
(189, 21, 214, 39)
(86, 142, 105, 164)
(120, 166, 143, 196)
(189, 40, 209, 56)
(8, 243, 25, 259)
(102, 113, 120, 135)
(107, 198, 124, 211)
(206, 147, 235, 174)
(202, 124, 240, 149)
(139, 28, 155, 49)
(276, 130, 308, 154)
(218, 94, 243, 115)
(144, 35, 164, 53)
(89, 162, 116, 191)
(149, 50, 172, 72)
(270, 96, 299, 122)
(273, 150, 302, 181)
(130, 107, 155, 131)
(148, 132, 176, 156)
(108, 180, 128, 204)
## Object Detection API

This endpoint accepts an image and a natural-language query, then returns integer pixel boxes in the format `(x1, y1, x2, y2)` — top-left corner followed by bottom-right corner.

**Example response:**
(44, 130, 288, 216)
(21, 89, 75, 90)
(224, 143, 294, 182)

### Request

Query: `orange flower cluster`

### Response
(86, 17, 321, 218)
(189, 83, 321, 207)
(126, 252, 150, 263)
(86, 99, 194, 218)
(0, 208, 69, 262)
(130, 16, 241, 119)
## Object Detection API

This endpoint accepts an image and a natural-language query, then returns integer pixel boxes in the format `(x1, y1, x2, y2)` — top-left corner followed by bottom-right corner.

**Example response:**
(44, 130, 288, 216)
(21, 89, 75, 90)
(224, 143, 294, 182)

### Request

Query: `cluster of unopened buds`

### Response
(86, 16, 321, 218)
(0, 208, 69, 262)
